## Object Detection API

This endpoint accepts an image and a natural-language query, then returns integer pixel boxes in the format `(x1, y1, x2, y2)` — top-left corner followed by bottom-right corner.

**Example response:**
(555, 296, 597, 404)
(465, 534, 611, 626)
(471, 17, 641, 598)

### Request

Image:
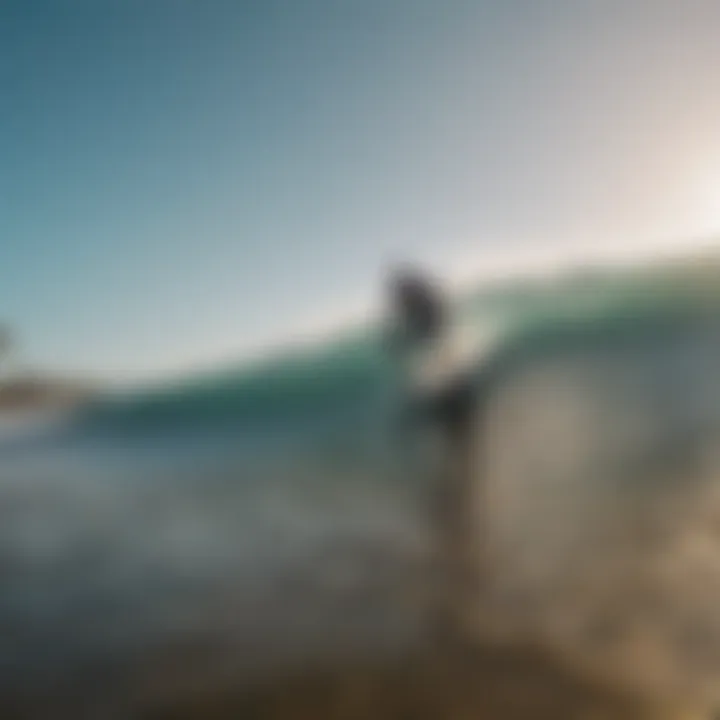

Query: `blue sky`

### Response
(4, 1, 720, 382)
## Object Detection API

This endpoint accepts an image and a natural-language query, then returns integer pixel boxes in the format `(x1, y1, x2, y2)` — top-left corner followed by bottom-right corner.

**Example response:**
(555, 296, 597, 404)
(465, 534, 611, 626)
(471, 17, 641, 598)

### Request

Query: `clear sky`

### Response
(4, 0, 720, 383)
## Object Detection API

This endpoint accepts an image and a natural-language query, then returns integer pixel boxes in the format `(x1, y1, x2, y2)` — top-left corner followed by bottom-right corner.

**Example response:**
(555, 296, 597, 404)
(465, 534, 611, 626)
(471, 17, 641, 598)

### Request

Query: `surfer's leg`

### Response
(422, 373, 483, 644)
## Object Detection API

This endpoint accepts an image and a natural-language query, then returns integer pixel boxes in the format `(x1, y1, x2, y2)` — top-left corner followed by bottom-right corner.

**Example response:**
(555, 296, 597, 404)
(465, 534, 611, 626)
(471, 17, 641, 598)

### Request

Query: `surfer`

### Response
(383, 267, 478, 445)
(384, 267, 492, 644)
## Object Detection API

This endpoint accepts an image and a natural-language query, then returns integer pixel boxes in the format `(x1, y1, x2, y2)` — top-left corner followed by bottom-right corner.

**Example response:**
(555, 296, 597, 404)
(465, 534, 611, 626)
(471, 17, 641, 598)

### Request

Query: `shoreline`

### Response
(0, 376, 98, 414)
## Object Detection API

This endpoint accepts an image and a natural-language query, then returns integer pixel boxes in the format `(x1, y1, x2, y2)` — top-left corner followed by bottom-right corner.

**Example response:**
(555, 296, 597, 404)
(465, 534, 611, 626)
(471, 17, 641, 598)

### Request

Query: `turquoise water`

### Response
(1, 270, 720, 709)
(0, 301, 428, 703)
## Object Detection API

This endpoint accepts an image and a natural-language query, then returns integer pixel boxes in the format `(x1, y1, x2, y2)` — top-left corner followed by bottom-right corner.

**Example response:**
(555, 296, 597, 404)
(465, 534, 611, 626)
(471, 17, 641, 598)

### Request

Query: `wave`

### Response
(71, 262, 720, 442)
(73, 326, 395, 442)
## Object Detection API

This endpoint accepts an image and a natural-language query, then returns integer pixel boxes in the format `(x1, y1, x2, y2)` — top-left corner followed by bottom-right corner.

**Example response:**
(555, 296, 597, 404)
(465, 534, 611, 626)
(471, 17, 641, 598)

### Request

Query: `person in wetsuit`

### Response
(384, 268, 484, 643)
(383, 268, 477, 443)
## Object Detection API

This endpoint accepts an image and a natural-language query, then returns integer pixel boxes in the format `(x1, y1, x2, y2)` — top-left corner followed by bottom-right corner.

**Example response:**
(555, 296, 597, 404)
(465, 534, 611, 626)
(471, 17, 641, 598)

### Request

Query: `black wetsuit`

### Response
(424, 370, 477, 438)
(386, 271, 478, 443)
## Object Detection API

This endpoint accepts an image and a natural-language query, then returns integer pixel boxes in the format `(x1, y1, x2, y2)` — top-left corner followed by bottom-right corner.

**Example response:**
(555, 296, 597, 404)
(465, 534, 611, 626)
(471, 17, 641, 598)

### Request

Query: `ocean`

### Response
(3, 266, 720, 713)
(0, 301, 438, 710)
